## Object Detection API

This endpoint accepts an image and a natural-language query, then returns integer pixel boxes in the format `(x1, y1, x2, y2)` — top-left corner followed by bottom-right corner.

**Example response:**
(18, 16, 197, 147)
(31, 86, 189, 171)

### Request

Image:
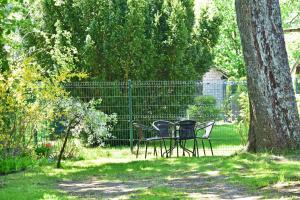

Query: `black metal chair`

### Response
(152, 120, 174, 157)
(133, 123, 161, 159)
(196, 121, 215, 156)
(174, 120, 199, 157)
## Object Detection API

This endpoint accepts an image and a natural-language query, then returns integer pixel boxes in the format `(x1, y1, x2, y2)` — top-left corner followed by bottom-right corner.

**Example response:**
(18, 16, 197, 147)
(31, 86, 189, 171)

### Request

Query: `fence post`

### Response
(128, 79, 133, 152)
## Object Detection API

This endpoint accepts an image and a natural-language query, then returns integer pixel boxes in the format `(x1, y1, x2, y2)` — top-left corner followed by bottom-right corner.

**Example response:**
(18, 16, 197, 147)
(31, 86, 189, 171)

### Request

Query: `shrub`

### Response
(187, 96, 220, 122)
(0, 156, 35, 175)
(35, 143, 53, 158)
(50, 139, 81, 160)
(224, 77, 249, 146)
(0, 58, 87, 160)
(52, 98, 117, 168)
(236, 91, 249, 146)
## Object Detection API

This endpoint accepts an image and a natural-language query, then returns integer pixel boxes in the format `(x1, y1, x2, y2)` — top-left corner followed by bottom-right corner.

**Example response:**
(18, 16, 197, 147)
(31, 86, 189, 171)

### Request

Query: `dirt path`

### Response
(58, 172, 267, 200)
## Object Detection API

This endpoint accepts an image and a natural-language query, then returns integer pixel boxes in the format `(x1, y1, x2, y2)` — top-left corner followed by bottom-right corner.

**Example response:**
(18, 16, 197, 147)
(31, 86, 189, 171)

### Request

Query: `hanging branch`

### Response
(284, 27, 300, 33)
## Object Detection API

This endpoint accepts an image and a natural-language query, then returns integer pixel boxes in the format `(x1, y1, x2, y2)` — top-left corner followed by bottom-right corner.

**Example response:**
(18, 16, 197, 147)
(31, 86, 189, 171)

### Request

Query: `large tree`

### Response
(24, 0, 221, 81)
(235, 0, 300, 151)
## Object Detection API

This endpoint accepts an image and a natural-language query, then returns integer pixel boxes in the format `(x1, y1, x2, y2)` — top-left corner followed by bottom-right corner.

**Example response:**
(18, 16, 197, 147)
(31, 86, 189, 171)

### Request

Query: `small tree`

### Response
(54, 98, 116, 168)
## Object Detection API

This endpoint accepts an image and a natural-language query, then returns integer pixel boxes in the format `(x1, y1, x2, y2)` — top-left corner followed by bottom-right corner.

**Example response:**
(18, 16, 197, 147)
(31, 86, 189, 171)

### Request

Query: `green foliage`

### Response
(235, 77, 249, 146)
(187, 96, 220, 122)
(53, 97, 117, 167)
(0, 58, 115, 169)
(281, 0, 300, 66)
(0, 0, 8, 71)
(24, 0, 221, 81)
(0, 155, 35, 175)
(51, 139, 81, 160)
(213, 0, 300, 76)
(213, 0, 245, 78)
(280, 0, 300, 29)
(236, 91, 249, 146)
(35, 143, 52, 158)
(53, 98, 117, 147)
(0, 0, 40, 71)
(223, 77, 237, 120)
(224, 77, 249, 145)
(0, 59, 85, 158)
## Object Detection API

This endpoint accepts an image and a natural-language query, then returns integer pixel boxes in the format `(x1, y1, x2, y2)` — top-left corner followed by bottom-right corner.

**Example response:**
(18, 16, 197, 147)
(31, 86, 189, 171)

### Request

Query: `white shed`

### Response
(202, 68, 228, 107)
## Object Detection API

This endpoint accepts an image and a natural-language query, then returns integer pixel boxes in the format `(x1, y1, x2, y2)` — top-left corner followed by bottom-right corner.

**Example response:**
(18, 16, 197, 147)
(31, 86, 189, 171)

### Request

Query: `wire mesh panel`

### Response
(131, 81, 199, 126)
(65, 80, 248, 155)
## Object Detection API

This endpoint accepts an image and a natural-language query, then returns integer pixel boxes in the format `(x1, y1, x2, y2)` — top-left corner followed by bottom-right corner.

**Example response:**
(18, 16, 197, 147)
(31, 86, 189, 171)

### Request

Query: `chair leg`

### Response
(195, 139, 199, 157)
(186, 140, 191, 157)
(145, 141, 148, 159)
(160, 140, 163, 157)
(209, 139, 213, 156)
(154, 141, 157, 156)
(193, 139, 196, 157)
(176, 140, 179, 157)
(162, 139, 168, 158)
(169, 138, 172, 158)
(201, 140, 206, 156)
(136, 140, 140, 158)
(182, 140, 186, 157)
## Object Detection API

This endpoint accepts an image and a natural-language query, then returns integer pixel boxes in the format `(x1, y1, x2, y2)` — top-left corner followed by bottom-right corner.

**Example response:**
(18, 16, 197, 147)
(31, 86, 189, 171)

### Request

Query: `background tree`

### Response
(213, 0, 245, 78)
(281, 0, 300, 66)
(235, 0, 300, 151)
(24, 0, 221, 81)
(0, 0, 8, 71)
(213, 0, 300, 78)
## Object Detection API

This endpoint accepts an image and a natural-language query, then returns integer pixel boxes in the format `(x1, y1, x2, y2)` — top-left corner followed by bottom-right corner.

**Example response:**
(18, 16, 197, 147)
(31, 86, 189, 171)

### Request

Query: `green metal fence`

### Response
(65, 80, 246, 156)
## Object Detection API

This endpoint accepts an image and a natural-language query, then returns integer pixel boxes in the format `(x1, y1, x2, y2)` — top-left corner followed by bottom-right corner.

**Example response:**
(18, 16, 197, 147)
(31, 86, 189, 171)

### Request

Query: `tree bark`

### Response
(56, 128, 71, 168)
(235, 0, 300, 152)
(56, 117, 80, 168)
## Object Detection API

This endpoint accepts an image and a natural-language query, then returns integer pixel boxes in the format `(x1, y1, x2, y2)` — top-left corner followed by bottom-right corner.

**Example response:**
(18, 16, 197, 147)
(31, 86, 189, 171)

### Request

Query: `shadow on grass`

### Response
(1, 152, 300, 199)
(57, 157, 260, 199)
(57, 153, 300, 199)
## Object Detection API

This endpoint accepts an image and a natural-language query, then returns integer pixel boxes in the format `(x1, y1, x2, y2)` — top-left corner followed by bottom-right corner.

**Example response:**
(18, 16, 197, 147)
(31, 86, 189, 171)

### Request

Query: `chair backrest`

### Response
(177, 120, 196, 139)
(133, 123, 153, 140)
(152, 120, 173, 138)
(201, 121, 215, 138)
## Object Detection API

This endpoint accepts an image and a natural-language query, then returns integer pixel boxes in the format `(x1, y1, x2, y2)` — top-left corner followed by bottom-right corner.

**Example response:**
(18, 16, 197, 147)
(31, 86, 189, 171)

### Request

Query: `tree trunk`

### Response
(235, 0, 300, 152)
(56, 129, 70, 168)
(56, 117, 80, 168)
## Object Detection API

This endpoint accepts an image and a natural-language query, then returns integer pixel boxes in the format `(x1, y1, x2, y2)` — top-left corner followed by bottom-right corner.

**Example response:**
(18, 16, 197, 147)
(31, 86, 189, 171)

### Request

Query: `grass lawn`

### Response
(0, 147, 299, 200)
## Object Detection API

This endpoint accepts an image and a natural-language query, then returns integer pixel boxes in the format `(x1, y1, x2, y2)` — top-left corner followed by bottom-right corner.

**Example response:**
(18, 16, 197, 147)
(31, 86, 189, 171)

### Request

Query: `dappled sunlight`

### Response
(1, 149, 300, 199)
(41, 193, 77, 200)
(204, 170, 220, 177)
(59, 179, 151, 199)
(267, 181, 300, 197)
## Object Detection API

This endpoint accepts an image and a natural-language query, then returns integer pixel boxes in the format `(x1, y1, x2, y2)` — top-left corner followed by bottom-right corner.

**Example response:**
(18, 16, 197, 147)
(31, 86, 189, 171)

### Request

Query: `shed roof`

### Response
(205, 67, 228, 79)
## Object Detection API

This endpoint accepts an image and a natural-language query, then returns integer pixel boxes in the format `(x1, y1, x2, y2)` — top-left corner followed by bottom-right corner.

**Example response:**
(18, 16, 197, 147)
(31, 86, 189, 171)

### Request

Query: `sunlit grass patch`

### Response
(131, 186, 190, 200)
(0, 148, 299, 199)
